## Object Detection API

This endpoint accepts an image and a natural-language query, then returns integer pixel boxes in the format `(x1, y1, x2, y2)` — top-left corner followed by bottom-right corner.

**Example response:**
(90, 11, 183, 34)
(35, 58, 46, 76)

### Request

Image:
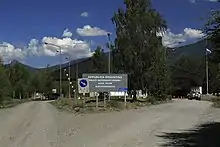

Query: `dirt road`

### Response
(0, 99, 219, 147)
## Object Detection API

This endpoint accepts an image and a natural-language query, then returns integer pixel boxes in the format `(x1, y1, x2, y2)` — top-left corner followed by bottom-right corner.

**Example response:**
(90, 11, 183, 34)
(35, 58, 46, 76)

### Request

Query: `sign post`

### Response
(124, 92, 127, 107)
(78, 78, 90, 107)
(95, 92, 99, 109)
(82, 74, 128, 109)
(118, 88, 128, 107)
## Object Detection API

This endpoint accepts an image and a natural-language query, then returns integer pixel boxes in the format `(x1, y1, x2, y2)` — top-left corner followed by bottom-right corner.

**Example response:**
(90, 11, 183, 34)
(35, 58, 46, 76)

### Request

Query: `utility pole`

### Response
(107, 33, 111, 102)
(59, 46, 62, 98)
(107, 33, 111, 74)
(205, 38, 209, 95)
(75, 57, 79, 105)
(65, 56, 72, 106)
(44, 42, 63, 99)
(67, 57, 71, 99)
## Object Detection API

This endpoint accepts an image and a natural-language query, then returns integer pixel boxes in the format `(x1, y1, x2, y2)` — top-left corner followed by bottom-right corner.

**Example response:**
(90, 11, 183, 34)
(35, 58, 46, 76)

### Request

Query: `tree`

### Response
(204, 9, 220, 93)
(0, 64, 12, 104)
(91, 46, 107, 73)
(29, 73, 41, 96)
(38, 65, 55, 95)
(147, 49, 171, 100)
(205, 10, 220, 50)
(112, 0, 169, 100)
(6, 63, 30, 99)
(209, 61, 220, 93)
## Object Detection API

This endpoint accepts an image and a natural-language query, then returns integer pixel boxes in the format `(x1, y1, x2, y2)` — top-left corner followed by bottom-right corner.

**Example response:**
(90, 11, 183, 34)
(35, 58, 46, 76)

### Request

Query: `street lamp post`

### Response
(66, 54, 79, 105)
(76, 57, 79, 104)
(107, 33, 111, 74)
(44, 42, 63, 98)
(65, 56, 71, 99)
(205, 38, 209, 95)
(107, 33, 111, 102)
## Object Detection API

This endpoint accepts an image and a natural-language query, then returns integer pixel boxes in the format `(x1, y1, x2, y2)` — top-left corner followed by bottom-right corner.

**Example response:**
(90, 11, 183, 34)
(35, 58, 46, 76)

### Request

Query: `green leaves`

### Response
(112, 0, 170, 100)
(204, 10, 220, 93)
(91, 46, 107, 73)
(0, 65, 12, 104)
(6, 63, 31, 98)
(2, 62, 55, 100)
(204, 10, 220, 49)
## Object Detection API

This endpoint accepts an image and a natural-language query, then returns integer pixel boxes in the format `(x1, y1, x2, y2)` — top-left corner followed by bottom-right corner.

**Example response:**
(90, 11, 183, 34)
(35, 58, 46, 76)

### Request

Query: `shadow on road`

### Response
(158, 122, 220, 147)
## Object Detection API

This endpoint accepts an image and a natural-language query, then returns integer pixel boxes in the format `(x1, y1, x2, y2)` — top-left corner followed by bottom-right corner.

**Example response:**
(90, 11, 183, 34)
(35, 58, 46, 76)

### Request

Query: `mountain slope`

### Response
(50, 39, 208, 86)
(167, 39, 211, 64)
(4, 39, 209, 85)
(4, 60, 39, 73)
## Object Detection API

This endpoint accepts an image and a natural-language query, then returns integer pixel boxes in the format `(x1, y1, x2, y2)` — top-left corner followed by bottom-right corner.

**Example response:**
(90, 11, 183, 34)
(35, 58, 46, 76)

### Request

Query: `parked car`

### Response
(188, 91, 201, 100)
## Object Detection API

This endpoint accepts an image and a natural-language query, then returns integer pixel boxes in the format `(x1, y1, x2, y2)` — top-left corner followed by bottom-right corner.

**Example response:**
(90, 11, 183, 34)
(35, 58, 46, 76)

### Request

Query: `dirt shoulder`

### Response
(0, 99, 218, 147)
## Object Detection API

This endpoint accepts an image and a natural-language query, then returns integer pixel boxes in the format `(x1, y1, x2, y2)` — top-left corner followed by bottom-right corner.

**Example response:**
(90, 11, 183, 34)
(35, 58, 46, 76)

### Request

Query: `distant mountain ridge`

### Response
(5, 39, 210, 75)
(4, 59, 39, 72)
(167, 39, 211, 64)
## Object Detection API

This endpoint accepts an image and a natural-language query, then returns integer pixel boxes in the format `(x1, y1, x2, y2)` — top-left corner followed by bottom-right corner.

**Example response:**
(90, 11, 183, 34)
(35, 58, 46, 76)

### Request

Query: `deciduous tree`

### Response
(112, 0, 169, 100)
(91, 46, 107, 73)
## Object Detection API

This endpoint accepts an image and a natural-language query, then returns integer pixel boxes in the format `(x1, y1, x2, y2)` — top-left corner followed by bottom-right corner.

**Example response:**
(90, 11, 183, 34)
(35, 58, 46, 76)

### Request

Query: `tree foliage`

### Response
(205, 10, 220, 49)
(204, 9, 220, 93)
(0, 61, 56, 104)
(111, 0, 170, 100)
(6, 64, 30, 98)
(0, 65, 12, 104)
(91, 46, 107, 73)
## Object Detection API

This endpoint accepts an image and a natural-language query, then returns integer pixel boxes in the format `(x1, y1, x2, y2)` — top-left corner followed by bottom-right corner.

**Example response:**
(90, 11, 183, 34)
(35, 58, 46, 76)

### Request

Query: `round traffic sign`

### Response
(79, 79, 88, 88)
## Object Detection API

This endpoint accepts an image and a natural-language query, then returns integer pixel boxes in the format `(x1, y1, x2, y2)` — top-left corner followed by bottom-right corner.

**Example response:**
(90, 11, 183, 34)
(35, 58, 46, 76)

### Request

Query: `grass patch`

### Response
(50, 96, 171, 114)
(0, 99, 30, 109)
(212, 97, 220, 108)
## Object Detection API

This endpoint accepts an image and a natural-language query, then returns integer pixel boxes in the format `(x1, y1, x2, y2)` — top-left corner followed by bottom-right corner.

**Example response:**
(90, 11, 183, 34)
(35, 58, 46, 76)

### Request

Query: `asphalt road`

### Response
(0, 99, 219, 147)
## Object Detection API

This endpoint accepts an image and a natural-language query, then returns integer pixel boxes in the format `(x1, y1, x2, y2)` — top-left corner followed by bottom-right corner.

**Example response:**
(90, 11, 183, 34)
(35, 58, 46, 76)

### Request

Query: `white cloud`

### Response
(207, 0, 219, 1)
(80, 12, 89, 17)
(157, 28, 205, 47)
(76, 25, 109, 36)
(0, 42, 26, 63)
(0, 27, 205, 63)
(190, 0, 196, 3)
(0, 29, 93, 63)
(190, 0, 219, 3)
(62, 29, 72, 37)
(42, 37, 92, 58)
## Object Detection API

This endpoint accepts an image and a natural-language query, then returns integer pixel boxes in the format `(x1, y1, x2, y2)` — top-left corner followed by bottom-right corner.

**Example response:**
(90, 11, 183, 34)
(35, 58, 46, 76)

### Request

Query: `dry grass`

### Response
(50, 96, 170, 114)
(212, 97, 220, 108)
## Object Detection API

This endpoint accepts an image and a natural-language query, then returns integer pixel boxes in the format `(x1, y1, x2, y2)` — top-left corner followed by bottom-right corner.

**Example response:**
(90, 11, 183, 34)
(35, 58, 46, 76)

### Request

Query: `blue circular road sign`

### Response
(79, 79, 88, 88)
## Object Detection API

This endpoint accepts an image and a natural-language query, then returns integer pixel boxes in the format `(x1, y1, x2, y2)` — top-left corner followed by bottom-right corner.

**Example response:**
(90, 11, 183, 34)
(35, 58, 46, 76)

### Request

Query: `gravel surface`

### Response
(0, 99, 219, 147)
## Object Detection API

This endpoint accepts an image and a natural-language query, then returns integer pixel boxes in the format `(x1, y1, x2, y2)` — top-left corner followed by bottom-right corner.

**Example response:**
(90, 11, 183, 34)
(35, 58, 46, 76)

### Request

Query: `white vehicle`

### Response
(188, 91, 201, 100)
(187, 86, 202, 100)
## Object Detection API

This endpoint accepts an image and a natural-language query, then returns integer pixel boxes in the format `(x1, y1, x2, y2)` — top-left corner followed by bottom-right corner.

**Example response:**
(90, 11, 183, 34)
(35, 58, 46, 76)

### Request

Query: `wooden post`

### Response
(104, 93, 106, 108)
(124, 92, 127, 107)
(96, 93, 99, 109)
(83, 93, 86, 107)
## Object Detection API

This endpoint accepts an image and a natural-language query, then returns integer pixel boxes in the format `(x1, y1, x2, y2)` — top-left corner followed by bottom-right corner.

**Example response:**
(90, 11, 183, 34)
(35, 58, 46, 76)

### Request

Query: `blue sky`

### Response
(0, 0, 219, 68)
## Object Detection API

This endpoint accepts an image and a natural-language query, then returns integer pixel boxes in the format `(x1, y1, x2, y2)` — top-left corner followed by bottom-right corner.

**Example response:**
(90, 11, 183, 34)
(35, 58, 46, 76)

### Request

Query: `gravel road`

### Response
(0, 99, 219, 147)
